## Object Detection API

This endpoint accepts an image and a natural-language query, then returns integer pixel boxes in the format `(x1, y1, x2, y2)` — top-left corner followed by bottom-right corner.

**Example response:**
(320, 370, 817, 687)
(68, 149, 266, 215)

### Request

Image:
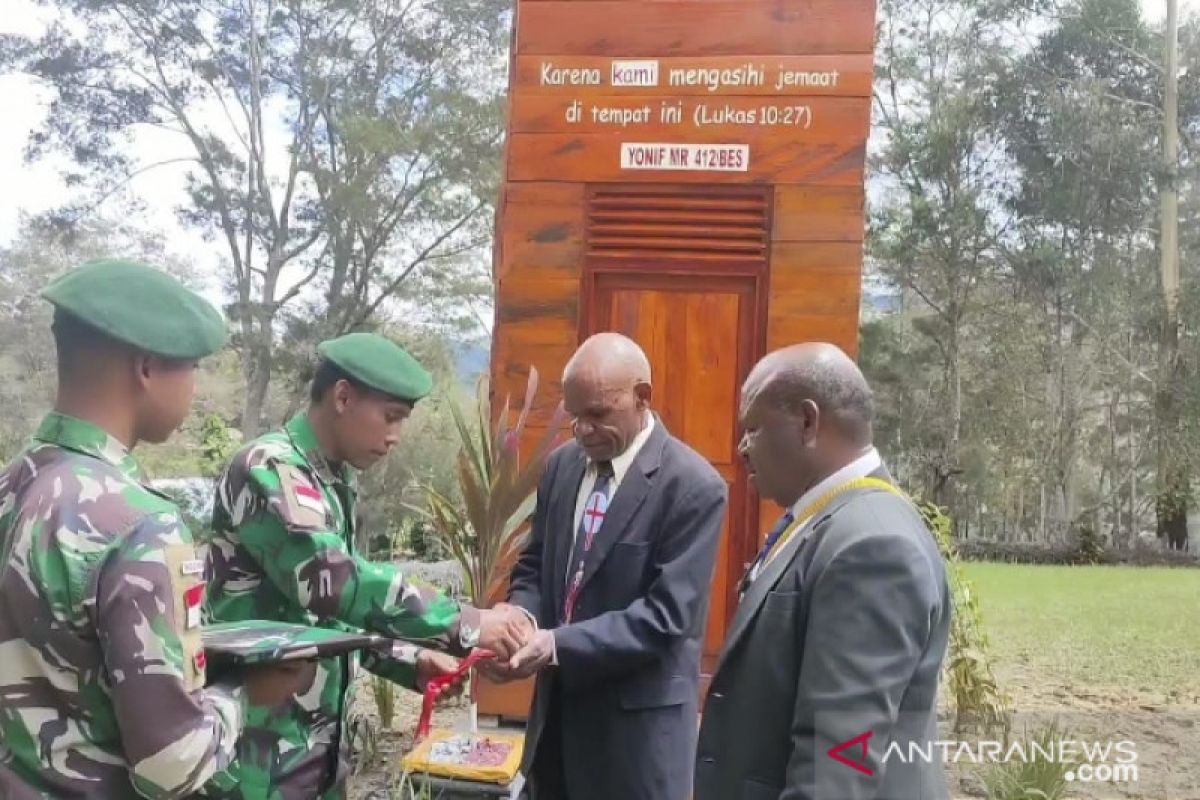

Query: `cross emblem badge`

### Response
(582, 490, 609, 544)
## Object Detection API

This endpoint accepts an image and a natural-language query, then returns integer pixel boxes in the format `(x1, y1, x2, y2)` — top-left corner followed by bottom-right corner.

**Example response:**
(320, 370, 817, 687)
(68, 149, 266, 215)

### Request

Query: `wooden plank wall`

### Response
(484, 0, 875, 717)
(492, 0, 873, 507)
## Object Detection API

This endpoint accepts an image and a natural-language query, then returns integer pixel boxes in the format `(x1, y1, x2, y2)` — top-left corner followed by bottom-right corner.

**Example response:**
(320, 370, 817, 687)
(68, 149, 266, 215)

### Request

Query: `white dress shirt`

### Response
(749, 447, 883, 581)
(548, 413, 655, 664)
(570, 413, 656, 558)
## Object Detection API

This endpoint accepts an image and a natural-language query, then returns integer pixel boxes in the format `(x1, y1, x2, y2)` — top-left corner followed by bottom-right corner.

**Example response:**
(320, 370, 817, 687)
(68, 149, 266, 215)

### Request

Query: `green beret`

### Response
(41, 258, 227, 359)
(317, 332, 432, 403)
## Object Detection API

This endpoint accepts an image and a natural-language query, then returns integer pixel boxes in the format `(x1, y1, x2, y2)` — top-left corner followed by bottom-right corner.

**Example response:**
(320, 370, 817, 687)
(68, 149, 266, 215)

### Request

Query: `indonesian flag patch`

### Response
(276, 464, 328, 529)
(183, 582, 205, 629)
(293, 481, 325, 513)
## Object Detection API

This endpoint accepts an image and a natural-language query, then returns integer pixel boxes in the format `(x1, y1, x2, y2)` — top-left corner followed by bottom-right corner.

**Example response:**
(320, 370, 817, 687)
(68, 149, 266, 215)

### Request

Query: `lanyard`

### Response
(743, 477, 906, 592)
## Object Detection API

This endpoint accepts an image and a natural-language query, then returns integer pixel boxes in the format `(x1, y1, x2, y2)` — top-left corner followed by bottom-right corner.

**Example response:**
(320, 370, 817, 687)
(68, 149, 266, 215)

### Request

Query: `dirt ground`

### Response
(938, 666, 1200, 800)
(346, 673, 1199, 800)
(346, 678, 473, 800)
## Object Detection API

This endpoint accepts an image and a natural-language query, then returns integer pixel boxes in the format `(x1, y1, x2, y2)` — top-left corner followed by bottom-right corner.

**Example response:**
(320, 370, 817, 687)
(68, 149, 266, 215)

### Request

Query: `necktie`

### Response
(740, 510, 796, 596)
(562, 461, 615, 623)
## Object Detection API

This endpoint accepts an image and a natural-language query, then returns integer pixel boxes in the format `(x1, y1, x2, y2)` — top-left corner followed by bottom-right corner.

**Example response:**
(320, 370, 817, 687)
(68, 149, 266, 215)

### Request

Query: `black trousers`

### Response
(526, 678, 568, 800)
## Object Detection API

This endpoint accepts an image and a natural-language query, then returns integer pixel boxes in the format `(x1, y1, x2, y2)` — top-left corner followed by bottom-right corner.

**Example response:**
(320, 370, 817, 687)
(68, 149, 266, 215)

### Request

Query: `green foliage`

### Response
(2, 0, 509, 433)
(982, 722, 1080, 800)
(405, 519, 444, 562)
(918, 500, 1011, 735)
(371, 674, 396, 732)
(411, 368, 568, 607)
(1068, 521, 1105, 565)
(198, 415, 240, 478)
(393, 772, 435, 799)
(345, 703, 380, 774)
(865, 0, 1200, 551)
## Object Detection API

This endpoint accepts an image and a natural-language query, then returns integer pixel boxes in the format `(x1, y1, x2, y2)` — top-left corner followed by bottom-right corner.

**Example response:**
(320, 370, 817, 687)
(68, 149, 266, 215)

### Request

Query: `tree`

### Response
(1, 0, 507, 435)
(1157, 0, 1190, 550)
(870, 0, 1020, 503)
(995, 0, 1162, 544)
(864, 0, 1200, 549)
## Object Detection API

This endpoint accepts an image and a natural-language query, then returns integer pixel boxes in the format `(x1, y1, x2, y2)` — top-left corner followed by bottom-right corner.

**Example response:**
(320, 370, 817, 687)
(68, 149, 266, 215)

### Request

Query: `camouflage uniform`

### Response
(207, 413, 478, 798)
(0, 413, 243, 799)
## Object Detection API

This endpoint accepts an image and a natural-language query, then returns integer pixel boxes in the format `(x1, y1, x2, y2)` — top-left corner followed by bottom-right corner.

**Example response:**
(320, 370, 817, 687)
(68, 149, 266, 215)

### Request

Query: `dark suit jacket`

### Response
(695, 468, 951, 800)
(508, 419, 727, 800)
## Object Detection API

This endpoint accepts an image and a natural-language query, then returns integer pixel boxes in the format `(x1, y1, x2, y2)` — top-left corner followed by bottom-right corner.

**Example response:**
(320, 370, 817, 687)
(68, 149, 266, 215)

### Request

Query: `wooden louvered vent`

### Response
(586, 186, 771, 262)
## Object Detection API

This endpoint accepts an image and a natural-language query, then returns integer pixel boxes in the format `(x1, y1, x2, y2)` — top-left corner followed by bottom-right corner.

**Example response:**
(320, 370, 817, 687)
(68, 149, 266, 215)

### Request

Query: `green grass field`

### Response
(961, 563, 1200, 703)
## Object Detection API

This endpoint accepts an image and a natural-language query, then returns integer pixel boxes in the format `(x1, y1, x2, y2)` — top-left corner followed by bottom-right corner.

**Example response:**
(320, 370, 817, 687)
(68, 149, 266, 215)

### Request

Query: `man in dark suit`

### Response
(485, 332, 728, 800)
(696, 342, 951, 800)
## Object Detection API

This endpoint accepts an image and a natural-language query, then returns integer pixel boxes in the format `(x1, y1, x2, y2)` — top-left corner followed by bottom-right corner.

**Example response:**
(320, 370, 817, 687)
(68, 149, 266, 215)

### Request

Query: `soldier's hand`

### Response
(476, 606, 532, 660)
(242, 659, 318, 707)
(415, 649, 466, 700)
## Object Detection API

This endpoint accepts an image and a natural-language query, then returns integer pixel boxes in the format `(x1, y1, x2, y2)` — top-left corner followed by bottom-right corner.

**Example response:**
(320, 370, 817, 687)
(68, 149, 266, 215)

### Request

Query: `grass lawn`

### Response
(961, 563, 1200, 703)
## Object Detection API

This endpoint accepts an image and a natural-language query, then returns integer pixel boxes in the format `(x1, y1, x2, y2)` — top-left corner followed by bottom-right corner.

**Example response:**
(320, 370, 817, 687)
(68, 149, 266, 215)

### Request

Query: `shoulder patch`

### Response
(164, 542, 207, 691)
(276, 464, 329, 531)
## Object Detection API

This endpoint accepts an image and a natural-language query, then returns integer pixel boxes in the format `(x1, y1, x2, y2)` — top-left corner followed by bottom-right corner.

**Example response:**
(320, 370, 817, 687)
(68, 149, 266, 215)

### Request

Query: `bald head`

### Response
(745, 342, 873, 445)
(562, 333, 652, 462)
(738, 342, 875, 506)
(563, 332, 652, 386)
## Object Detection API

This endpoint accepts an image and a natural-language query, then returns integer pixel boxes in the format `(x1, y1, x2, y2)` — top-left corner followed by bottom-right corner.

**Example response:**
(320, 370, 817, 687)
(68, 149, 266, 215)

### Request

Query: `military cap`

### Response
(41, 258, 227, 359)
(317, 332, 433, 402)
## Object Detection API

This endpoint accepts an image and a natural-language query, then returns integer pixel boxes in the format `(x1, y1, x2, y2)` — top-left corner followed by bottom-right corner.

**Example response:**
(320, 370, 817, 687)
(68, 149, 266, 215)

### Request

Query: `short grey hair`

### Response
(754, 343, 874, 443)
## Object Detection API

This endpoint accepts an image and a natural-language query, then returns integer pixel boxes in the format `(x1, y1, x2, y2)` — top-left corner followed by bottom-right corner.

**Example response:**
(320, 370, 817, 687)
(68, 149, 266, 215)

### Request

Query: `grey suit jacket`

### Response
(695, 469, 951, 800)
(508, 419, 727, 800)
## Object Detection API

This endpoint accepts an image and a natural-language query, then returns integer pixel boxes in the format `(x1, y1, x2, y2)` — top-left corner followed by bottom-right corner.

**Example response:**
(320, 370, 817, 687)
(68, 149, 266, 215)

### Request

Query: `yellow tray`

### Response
(400, 728, 524, 785)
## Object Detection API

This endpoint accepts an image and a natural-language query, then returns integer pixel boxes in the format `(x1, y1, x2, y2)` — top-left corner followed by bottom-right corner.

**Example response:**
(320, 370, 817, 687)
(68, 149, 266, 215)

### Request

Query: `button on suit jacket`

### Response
(695, 467, 952, 800)
(508, 419, 727, 800)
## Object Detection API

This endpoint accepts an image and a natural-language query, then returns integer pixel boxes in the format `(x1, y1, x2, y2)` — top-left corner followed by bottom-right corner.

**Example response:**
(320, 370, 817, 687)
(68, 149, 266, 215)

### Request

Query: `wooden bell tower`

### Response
(482, 0, 878, 719)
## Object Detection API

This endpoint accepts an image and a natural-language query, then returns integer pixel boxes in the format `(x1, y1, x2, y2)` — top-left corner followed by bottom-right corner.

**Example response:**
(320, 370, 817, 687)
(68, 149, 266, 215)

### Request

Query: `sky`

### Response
(0, 0, 1188, 273)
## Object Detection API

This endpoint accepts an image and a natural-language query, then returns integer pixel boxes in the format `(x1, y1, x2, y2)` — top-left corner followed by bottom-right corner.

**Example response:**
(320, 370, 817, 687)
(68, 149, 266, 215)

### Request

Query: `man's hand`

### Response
(476, 657, 520, 685)
(507, 629, 555, 679)
(415, 649, 466, 700)
(242, 659, 318, 707)
(477, 604, 535, 660)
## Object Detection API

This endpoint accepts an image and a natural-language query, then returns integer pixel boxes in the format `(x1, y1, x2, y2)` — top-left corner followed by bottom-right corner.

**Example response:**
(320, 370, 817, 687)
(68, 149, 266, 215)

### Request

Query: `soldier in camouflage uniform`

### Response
(207, 332, 531, 798)
(0, 259, 305, 799)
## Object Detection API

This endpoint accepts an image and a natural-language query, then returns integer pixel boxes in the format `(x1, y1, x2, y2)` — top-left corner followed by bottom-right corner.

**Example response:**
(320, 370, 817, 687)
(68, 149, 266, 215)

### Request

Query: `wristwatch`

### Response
(458, 607, 481, 650)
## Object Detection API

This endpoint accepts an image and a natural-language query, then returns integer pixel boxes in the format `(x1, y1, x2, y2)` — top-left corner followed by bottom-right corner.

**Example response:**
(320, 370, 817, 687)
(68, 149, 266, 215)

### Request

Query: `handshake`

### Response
(474, 602, 555, 683)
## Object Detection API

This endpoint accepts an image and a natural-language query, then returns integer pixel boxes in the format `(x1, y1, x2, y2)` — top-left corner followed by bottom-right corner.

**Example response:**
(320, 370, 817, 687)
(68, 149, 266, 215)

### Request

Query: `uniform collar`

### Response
(34, 412, 141, 482)
(285, 413, 354, 488)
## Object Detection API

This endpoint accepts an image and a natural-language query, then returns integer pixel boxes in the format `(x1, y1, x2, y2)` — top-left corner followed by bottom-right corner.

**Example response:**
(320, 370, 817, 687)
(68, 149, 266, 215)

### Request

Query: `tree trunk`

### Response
(240, 305, 275, 438)
(1156, 0, 1189, 552)
(931, 313, 963, 506)
(1155, 320, 1189, 551)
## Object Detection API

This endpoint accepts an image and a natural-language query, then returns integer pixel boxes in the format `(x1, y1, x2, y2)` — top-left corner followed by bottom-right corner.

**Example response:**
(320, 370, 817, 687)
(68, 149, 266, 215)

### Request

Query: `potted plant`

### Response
(413, 366, 567, 728)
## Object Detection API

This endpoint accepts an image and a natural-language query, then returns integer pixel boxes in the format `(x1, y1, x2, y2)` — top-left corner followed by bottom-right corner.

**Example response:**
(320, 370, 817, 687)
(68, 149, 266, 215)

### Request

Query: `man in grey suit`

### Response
(486, 332, 727, 800)
(695, 342, 951, 800)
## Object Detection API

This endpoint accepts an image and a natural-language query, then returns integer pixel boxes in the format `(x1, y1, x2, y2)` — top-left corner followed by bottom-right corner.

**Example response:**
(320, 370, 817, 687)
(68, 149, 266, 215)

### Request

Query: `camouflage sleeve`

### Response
(225, 457, 477, 649)
(359, 641, 420, 690)
(93, 511, 243, 800)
